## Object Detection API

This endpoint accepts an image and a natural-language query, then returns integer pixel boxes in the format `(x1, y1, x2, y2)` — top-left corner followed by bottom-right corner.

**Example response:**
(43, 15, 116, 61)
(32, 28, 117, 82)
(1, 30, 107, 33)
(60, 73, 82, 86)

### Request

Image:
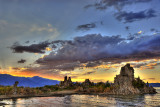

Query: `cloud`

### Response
(150, 28, 159, 33)
(30, 24, 57, 33)
(35, 34, 160, 71)
(76, 23, 96, 31)
(51, 62, 82, 71)
(29, 24, 60, 40)
(85, 61, 101, 68)
(127, 32, 143, 40)
(125, 26, 130, 31)
(25, 41, 30, 44)
(85, 0, 151, 11)
(132, 63, 147, 68)
(130, 59, 160, 70)
(138, 30, 142, 34)
(148, 78, 155, 80)
(17, 59, 26, 63)
(150, 28, 156, 32)
(127, 33, 135, 40)
(114, 9, 157, 23)
(10, 41, 50, 54)
(37, 34, 124, 64)
(11, 67, 21, 70)
(82, 71, 96, 75)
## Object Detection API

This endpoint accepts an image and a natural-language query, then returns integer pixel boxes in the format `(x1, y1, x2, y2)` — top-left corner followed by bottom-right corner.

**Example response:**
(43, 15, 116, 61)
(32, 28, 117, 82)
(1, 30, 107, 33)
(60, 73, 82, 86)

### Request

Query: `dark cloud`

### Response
(148, 78, 155, 80)
(150, 28, 156, 32)
(85, 61, 101, 68)
(127, 33, 135, 40)
(12, 67, 21, 70)
(25, 41, 30, 44)
(100, 21, 103, 25)
(52, 62, 82, 71)
(114, 9, 157, 23)
(82, 71, 96, 75)
(150, 28, 159, 32)
(76, 23, 96, 31)
(127, 32, 142, 40)
(10, 41, 50, 53)
(85, 0, 151, 11)
(18, 59, 26, 63)
(35, 34, 160, 71)
(125, 26, 130, 31)
(37, 34, 125, 64)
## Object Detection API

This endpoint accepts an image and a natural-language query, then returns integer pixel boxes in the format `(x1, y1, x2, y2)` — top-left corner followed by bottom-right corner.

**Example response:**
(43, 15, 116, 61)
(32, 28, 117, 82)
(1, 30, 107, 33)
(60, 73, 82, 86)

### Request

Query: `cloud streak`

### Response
(17, 59, 26, 63)
(10, 41, 50, 54)
(114, 9, 157, 23)
(85, 0, 151, 11)
(76, 23, 96, 31)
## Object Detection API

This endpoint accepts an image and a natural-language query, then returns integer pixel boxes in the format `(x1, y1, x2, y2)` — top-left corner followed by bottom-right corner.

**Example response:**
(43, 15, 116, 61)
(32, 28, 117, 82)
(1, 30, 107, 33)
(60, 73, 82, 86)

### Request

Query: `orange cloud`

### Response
(138, 30, 142, 34)
(46, 47, 52, 51)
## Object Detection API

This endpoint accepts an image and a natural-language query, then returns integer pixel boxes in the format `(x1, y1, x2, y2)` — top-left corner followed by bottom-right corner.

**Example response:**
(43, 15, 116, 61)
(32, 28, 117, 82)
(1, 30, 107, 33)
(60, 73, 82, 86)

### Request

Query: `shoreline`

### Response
(0, 89, 158, 100)
(0, 90, 78, 99)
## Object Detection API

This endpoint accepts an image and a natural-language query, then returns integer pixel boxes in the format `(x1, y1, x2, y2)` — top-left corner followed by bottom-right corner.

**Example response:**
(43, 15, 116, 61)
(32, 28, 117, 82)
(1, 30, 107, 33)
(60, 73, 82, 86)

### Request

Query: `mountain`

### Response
(149, 83, 160, 87)
(0, 74, 60, 87)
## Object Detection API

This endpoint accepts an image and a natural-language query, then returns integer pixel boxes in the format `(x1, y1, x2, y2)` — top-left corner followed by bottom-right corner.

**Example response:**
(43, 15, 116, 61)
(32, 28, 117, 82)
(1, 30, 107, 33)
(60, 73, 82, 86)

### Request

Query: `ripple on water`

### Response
(0, 88, 160, 107)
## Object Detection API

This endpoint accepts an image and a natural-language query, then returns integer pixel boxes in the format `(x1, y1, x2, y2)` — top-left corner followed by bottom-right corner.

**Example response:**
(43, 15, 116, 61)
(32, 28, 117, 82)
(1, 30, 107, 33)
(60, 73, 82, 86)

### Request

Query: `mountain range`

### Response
(0, 74, 60, 87)
(0, 74, 159, 87)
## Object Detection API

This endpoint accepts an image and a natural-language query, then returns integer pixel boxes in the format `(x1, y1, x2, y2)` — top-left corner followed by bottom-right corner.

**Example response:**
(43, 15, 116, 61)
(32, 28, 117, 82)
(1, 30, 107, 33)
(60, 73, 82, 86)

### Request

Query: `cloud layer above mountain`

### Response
(33, 34, 160, 71)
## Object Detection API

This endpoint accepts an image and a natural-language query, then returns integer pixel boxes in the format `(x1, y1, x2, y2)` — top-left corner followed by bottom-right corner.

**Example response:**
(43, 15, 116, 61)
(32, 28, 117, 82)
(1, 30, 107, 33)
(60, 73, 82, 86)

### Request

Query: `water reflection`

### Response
(12, 99, 17, 107)
(0, 88, 159, 107)
(113, 94, 145, 106)
(63, 95, 71, 106)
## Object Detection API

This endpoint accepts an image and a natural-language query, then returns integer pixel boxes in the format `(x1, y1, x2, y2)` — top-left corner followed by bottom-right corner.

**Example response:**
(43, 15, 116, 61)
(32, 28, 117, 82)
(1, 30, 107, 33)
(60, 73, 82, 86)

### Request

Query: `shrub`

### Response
(132, 79, 145, 89)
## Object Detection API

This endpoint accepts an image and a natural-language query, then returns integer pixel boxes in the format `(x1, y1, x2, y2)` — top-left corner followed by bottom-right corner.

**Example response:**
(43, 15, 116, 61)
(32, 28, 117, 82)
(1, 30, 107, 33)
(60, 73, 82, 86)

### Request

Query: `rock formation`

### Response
(13, 81, 19, 95)
(59, 76, 73, 88)
(82, 79, 93, 87)
(112, 64, 156, 95)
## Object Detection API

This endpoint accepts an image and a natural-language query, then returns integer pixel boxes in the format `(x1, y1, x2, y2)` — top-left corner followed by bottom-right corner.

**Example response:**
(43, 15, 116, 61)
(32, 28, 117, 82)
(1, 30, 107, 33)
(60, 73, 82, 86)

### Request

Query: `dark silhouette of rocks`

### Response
(60, 64, 156, 95)
(112, 64, 156, 95)
(13, 81, 19, 95)
(74, 82, 81, 87)
(59, 76, 73, 88)
(82, 79, 94, 88)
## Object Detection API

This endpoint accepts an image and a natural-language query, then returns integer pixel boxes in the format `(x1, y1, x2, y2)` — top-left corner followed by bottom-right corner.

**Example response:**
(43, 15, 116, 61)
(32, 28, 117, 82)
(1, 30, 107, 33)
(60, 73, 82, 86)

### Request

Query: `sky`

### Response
(0, 0, 160, 83)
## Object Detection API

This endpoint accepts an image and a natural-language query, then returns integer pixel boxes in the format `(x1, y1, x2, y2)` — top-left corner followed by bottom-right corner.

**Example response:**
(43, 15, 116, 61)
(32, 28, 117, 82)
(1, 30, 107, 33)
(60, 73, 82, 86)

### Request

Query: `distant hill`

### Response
(149, 83, 160, 87)
(0, 74, 60, 87)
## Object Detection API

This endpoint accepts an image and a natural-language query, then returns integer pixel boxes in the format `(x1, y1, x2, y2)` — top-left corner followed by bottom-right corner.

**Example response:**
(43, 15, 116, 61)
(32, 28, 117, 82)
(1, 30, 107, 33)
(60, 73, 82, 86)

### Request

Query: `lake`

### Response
(1, 87, 160, 107)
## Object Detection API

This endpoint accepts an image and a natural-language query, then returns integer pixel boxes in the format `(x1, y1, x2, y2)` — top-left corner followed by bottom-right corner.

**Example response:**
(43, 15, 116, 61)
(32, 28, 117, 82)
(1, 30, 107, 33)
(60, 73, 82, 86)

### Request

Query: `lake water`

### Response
(1, 87, 160, 107)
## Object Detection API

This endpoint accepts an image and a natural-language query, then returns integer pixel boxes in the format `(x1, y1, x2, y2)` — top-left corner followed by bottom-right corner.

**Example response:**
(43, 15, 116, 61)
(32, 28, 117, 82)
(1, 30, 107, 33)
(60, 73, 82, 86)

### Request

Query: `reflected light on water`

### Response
(0, 87, 160, 107)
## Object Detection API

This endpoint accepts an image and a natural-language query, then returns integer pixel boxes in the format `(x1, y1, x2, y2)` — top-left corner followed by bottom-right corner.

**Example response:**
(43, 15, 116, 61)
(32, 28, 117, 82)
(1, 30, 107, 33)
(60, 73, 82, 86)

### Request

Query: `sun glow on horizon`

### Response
(0, 58, 160, 83)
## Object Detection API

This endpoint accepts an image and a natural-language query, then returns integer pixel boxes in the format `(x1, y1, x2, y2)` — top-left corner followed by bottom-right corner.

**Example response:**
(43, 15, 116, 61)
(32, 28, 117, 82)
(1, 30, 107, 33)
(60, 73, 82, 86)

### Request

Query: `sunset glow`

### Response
(0, 0, 160, 84)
